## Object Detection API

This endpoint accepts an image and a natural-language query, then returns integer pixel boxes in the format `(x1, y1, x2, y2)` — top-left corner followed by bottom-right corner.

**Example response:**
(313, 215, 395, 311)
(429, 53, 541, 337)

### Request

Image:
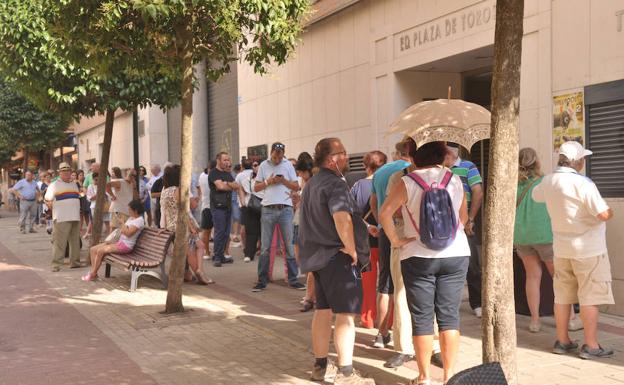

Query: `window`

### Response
(585, 79, 624, 198)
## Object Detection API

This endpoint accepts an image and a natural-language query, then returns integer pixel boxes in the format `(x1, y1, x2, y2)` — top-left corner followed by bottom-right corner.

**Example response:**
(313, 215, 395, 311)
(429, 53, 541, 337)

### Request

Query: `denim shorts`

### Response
(231, 201, 241, 223)
(401, 256, 469, 335)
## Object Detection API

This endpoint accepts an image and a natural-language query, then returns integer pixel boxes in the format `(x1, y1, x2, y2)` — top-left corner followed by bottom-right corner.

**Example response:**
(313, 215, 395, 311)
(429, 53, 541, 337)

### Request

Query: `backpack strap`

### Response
(405, 172, 430, 191)
(404, 204, 420, 234)
(439, 170, 453, 189)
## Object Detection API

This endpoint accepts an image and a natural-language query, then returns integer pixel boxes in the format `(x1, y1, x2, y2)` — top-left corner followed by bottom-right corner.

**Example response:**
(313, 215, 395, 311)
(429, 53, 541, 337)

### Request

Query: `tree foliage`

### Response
(0, 82, 68, 165)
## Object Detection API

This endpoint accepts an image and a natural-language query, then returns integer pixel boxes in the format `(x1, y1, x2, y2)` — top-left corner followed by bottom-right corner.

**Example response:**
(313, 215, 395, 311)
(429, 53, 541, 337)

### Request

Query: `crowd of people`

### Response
(10, 136, 615, 385)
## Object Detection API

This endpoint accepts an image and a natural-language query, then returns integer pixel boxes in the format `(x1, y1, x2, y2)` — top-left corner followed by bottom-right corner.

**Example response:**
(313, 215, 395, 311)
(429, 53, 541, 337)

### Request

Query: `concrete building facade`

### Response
(236, 0, 624, 315)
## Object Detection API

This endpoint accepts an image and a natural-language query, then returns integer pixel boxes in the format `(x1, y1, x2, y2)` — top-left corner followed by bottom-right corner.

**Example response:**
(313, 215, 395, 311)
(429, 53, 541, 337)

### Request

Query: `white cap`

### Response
(558, 141, 593, 161)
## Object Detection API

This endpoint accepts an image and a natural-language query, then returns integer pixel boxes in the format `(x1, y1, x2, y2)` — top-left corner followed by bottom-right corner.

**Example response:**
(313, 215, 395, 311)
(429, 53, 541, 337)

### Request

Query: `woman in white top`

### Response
(82, 199, 145, 281)
(379, 141, 469, 385)
(106, 167, 136, 232)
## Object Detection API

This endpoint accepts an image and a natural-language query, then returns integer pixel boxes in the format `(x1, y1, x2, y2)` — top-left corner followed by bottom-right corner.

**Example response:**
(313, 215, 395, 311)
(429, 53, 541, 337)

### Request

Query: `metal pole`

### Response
(133, 109, 140, 194)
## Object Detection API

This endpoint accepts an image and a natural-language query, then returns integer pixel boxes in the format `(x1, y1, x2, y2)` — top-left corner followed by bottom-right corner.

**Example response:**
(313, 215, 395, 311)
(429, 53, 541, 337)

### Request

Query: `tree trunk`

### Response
(482, 1, 524, 384)
(91, 108, 115, 246)
(164, 17, 193, 314)
(22, 151, 28, 171)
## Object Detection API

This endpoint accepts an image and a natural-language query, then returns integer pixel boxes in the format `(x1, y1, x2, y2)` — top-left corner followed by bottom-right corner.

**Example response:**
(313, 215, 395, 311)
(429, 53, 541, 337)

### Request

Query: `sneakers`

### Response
(384, 353, 413, 368)
(372, 333, 392, 348)
(552, 340, 579, 355)
(529, 320, 541, 333)
(310, 361, 336, 382)
(289, 282, 306, 290)
(222, 256, 234, 264)
(568, 317, 584, 331)
(243, 257, 251, 263)
(579, 344, 614, 359)
(334, 370, 375, 385)
(28, 228, 37, 233)
(473, 307, 482, 318)
(213, 261, 222, 267)
(202, 255, 211, 260)
(252, 283, 266, 292)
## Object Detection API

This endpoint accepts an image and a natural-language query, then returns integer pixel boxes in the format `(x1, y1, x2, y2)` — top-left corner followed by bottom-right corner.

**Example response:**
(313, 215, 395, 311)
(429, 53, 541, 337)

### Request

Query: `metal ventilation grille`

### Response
(587, 99, 624, 198)
(349, 153, 366, 172)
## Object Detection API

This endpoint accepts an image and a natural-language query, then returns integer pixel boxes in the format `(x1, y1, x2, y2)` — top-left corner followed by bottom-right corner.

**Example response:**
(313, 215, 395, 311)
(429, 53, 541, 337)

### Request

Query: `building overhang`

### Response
(306, 0, 361, 26)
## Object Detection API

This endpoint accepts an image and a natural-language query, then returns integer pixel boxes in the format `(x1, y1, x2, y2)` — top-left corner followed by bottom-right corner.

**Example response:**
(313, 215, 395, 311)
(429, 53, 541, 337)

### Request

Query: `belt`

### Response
(264, 204, 289, 210)
(21, 198, 36, 202)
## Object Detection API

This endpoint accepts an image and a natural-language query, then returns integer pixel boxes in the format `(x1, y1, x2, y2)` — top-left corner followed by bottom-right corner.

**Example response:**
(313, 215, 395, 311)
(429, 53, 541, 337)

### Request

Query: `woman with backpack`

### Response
(379, 141, 469, 385)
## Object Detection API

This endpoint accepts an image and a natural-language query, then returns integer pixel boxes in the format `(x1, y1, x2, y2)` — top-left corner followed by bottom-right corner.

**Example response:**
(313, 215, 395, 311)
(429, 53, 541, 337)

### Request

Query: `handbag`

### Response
(247, 178, 263, 214)
(104, 228, 121, 244)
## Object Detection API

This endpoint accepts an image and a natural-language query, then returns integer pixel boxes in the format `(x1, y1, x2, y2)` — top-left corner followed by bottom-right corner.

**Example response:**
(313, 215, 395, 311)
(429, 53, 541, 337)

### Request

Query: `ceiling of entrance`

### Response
(403, 45, 494, 73)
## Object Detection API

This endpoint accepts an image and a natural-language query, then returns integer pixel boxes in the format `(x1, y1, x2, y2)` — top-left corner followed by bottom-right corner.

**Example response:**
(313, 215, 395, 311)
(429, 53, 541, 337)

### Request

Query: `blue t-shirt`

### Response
(13, 179, 39, 200)
(371, 160, 410, 211)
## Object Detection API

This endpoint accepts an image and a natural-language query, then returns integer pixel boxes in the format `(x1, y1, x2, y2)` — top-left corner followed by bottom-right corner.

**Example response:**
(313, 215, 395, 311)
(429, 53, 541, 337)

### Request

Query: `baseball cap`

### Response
(558, 141, 592, 161)
(271, 142, 285, 152)
(58, 162, 72, 171)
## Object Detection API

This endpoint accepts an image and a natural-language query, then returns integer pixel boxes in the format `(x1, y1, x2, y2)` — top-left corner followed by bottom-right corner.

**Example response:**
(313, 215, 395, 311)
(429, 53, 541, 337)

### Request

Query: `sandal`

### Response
(300, 299, 314, 312)
(81, 272, 98, 282)
(195, 272, 215, 285)
(409, 379, 431, 385)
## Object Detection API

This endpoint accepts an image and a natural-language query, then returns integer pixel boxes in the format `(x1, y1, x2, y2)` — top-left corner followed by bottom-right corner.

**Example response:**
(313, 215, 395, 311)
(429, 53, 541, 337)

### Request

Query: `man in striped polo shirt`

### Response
(446, 143, 484, 318)
(45, 162, 82, 272)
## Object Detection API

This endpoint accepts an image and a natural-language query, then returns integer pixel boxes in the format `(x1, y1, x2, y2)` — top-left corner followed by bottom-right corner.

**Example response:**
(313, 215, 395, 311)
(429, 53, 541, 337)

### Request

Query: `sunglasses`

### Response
(272, 144, 285, 150)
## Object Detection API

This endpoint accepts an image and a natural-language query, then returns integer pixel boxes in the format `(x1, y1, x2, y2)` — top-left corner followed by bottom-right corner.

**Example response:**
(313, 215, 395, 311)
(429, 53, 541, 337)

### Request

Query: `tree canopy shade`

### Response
(0, 82, 69, 165)
(0, 0, 184, 245)
(45, 0, 309, 312)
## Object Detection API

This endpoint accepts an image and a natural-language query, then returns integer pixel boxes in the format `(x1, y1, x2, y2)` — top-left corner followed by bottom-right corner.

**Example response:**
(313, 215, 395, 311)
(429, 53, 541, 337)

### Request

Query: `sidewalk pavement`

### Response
(1, 211, 624, 385)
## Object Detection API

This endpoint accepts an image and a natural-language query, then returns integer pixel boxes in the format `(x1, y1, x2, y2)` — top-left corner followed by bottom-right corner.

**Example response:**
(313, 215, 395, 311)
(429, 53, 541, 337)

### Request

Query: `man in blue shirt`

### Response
(10, 170, 40, 234)
(252, 142, 302, 292)
(369, 141, 412, 350)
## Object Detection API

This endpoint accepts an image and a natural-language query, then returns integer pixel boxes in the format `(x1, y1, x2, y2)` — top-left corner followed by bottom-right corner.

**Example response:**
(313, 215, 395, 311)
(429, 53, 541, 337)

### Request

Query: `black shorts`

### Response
(313, 253, 362, 314)
(378, 229, 394, 294)
(401, 256, 469, 335)
(200, 208, 213, 230)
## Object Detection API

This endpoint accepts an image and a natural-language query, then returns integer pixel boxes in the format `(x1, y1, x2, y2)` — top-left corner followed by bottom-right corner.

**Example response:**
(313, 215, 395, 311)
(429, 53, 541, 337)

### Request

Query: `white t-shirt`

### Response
(235, 169, 253, 205)
(255, 158, 298, 206)
(119, 216, 145, 249)
(44, 180, 81, 222)
(198, 172, 210, 210)
(399, 167, 470, 260)
(532, 167, 609, 259)
(110, 178, 133, 215)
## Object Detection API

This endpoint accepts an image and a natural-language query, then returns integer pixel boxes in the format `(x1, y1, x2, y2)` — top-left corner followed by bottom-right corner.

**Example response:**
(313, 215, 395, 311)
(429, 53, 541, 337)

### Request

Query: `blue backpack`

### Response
(404, 170, 458, 250)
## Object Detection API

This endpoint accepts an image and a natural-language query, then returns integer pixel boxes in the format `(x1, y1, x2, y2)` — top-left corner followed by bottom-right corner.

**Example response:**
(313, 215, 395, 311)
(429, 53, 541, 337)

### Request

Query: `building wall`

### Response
(208, 62, 240, 163)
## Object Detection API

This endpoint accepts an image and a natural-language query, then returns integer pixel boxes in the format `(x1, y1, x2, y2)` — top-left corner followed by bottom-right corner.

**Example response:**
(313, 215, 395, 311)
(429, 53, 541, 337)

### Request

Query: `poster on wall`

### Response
(553, 91, 585, 152)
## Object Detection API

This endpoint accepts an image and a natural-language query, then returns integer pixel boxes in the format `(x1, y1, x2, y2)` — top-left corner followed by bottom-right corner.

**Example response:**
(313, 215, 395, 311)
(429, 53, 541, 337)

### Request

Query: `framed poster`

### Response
(247, 144, 268, 163)
(553, 91, 585, 151)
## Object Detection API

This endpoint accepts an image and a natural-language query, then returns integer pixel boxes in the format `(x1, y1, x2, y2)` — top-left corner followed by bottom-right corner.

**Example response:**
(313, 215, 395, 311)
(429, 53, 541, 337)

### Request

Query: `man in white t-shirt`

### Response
(533, 141, 614, 359)
(45, 162, 81, 272)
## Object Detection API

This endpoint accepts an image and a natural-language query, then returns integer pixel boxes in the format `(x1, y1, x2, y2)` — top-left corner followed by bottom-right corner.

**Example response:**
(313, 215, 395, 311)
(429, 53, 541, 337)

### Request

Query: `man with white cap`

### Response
(45, 162, 82, 271)
(532, 141, 614, 359)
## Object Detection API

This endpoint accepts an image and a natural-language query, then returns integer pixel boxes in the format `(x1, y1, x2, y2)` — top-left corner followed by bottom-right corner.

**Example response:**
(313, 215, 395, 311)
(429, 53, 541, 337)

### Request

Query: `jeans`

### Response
(18, 200, 37, 232)
(258, 206, 298, 285)
(466, 234, 482, 310)
(211, 208, 232, 262)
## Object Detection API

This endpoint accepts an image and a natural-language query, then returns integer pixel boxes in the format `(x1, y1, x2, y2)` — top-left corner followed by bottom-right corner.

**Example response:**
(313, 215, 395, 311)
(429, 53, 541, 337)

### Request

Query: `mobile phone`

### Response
(275, 174, 283, 178)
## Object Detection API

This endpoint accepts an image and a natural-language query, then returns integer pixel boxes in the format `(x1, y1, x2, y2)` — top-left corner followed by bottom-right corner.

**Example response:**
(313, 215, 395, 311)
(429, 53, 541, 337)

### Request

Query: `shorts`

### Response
(231, 201, 241, 223)
(516, 244, 554, 262)
(111, 212, 129, 228)
(313, 252, 362, 314)
(293, 225, 299, 245)
(144, 197, 151, 210)
(115, 240, 132, 254)
(378, 229, 394, 294)
(200, 208, 213, 230)
(553, 254, 614, 306)
(401, 256, 469, 335)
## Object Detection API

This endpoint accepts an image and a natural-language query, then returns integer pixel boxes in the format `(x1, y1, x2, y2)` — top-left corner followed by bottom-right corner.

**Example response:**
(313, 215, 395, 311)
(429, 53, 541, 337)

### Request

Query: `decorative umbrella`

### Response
(388, 90, 491, 151)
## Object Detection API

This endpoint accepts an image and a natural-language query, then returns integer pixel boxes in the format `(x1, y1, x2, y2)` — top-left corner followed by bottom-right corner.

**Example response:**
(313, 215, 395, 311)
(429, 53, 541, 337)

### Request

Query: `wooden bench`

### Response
(103, 228, 174, 291)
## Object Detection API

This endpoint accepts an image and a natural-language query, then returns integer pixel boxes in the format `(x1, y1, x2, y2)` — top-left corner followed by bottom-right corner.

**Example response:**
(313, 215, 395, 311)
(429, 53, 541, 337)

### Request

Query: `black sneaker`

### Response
(289, 282, 306, 290)
(552, 340, 579, 355)
(579, 344, 614, 359)
(213, 261, 222, 267)
(222, 257, 234, 264)
(252, 283, 266, 292)
(384, 353, 413, 368)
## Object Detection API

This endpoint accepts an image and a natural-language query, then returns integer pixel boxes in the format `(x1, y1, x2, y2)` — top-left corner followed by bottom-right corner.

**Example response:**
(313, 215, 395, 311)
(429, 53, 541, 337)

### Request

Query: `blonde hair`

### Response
(518, 147, 542, 182)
